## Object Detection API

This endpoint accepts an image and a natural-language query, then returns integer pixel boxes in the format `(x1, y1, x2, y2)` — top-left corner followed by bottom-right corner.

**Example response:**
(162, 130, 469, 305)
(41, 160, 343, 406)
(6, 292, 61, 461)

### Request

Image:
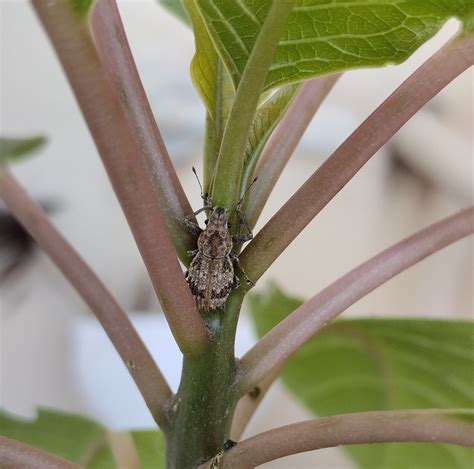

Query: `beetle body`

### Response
(183, 169, 256, 312)
(185, 207, 239, 312)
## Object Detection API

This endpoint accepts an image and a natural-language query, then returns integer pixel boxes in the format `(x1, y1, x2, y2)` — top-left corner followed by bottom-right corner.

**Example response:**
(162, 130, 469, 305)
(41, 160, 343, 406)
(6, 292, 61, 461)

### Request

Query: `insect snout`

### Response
(213, 207, 227, 218)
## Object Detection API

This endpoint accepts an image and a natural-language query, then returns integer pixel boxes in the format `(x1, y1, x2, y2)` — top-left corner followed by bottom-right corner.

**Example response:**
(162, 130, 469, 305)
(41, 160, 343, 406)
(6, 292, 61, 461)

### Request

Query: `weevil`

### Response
(183, 168, 256, 312)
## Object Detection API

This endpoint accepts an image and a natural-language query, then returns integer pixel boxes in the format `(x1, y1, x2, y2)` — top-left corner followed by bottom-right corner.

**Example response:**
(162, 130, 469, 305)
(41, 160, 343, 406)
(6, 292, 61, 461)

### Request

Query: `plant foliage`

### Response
(250, 284, 474, 468)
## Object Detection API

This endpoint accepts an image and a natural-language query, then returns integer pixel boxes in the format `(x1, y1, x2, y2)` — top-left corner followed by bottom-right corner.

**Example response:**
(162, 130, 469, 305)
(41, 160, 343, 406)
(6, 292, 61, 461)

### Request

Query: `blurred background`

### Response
(1, 1, 472, 467)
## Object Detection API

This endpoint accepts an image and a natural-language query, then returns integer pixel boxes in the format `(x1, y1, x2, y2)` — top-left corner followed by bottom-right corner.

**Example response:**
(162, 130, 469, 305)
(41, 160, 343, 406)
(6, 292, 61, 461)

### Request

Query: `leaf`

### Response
(241, 83, 300, 191)
(0, 408, 165, 468)
(208, 0, 296, 209)
(183, 0, 235, 191)
(246, 85, 299, 160)
(132, 431, 166, 468)
(249, 284, 474, 468)
(0, 136, 46, 166)
(183, 0, 234, 121)
(70, 0, 94, 16)
(0, 408, 113, 466)
(196, 0, 474, 92)
(157, 0, 190, 24)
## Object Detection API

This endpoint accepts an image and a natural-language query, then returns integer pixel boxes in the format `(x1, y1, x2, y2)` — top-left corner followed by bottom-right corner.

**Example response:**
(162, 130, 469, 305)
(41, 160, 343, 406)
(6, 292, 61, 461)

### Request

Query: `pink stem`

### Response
(240, 33, 474, 282)
(31, 0, 208, 356)
(0, 169, 171, 428)
(221, 410, 474, 467)
(230, 365, 282, 440)
(89, 0, 196, 263)
(0, 436, 81, 469)
(246, 74, 341, 227)
(238, 207, 474, 393)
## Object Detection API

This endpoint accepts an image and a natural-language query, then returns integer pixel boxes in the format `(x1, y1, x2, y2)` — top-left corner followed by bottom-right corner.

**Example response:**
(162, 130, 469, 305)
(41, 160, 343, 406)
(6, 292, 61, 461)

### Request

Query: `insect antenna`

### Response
(232, 176, 258, 234)
(236, 176, 258, 209)
(192, 166, 212, 207)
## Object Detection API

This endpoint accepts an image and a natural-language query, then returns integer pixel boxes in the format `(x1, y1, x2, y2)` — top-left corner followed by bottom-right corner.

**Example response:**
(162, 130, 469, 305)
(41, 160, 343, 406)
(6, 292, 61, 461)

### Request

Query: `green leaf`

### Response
(0, 409, 165, 468)
(241, 83, 300, 192)
(196, 0, 474, 92)
(132, 431, 166, 468)
(183, 0, 235, 191)
(0, 408, 113, 466)
(157, 0, 190, 24)
(249, 284, 474, 468)
(183, 0, 234, 120)
(0, 136, 46, 166)
(70, 0, 94, 16)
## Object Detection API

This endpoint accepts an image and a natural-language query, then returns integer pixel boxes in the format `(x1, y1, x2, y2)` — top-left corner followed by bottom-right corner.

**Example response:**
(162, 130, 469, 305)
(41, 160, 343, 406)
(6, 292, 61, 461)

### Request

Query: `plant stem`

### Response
(0, 436, 80, 469)
(166, 291, 244, 467)
(203, 112, 221, 195)
(106, 432, 141, 469)
(166, 295, 243, 468)
(0, 169, 172, 429)
(230, 365, 282, 440)
(238, 207, 474, 394)
(245, 74, 340, 228)
(211, 0, 296, 210)
(89, 0, 197, 264)
(182, 0, 235, 194)
(202, 59, 233, 195)
(221, 410, 474, 467)
(32, 0, 208, 357)
(240, 32, 474, 281)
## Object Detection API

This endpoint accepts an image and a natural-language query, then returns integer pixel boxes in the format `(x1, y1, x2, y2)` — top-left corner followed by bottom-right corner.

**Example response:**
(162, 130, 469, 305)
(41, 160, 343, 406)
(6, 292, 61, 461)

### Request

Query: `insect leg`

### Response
(187, 249, 199, 257)
(232, 203, 253, 244)
(230, 252, 254, 286)
(233, 274, 241, 289)
(182, 206, 208, 235)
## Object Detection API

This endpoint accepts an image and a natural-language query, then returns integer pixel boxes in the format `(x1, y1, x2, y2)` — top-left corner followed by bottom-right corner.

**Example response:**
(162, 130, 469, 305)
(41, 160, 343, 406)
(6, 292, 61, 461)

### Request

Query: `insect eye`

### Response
(227, 222, 231, 228)
(204, 219, 209, 225)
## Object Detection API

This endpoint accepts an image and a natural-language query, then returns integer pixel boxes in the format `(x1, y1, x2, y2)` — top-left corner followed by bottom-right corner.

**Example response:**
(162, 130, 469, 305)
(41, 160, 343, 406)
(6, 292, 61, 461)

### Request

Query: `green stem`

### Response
(203, 60, 233, 195)
(203, 112, 220, 196)
(211, 0, 295, 210)
(166, 292, 244, 467)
